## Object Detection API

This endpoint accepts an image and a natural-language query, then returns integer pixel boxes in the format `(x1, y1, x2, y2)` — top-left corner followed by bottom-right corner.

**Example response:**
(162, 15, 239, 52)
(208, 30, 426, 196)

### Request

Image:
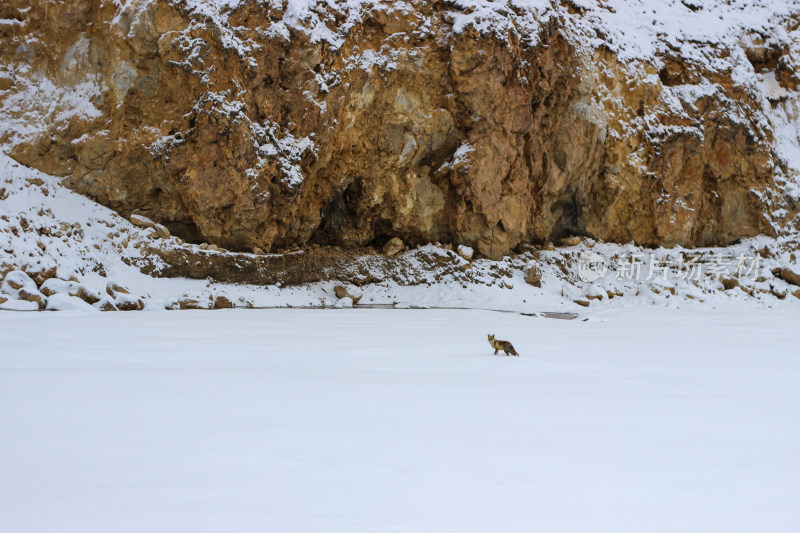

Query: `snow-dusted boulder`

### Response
(129, 214, 156, 229)
(45, 293, 98, 312)
(2, 270, 46, 309)
(1, 270, 38, 295)
(114, 292, 145, 311)
(40, 278, 102, 305)
(0, 299, 40, 311)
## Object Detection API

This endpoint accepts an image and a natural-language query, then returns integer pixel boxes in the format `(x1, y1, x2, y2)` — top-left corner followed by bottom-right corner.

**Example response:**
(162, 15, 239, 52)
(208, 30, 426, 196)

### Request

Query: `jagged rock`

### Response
(382, 238, 404, 257)
(525, 265, 542, 288)
(213, 295, 234, 309)
(0, 296, 6, 304)
(574, 300, 591, 307)
(793, 288, 800, 299)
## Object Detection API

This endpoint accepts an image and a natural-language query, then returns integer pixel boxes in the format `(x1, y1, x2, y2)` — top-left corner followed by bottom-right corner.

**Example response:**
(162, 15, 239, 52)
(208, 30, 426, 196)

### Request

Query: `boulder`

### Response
(771, 286, 787, 300)
(457, 245, 474, 261)
(45, 293, 97, 312)
(332, 285, 362, 304)
(175, 298, 203, 310)
(779, 269, 800, 287)
(0, 299, 40, 311)
(3, 271, 46, 309)
(213, 295, 234, 309)
(1, 270, 37, 294)
(129, 214, 156, 229)
(98, 300, 118, 311)
(153, 223, 170, 239)
(18, 289, 46, 310)
(333, 285, 349, 299)
(382, 237, 404, 257)
(525, 265, 542, 288)
(114, 293, 145, 311)
(558, 236, 583, 247)
(40, 278, 101, 304)
(721, 277, 741, 291)
(106, 282, 131, 297)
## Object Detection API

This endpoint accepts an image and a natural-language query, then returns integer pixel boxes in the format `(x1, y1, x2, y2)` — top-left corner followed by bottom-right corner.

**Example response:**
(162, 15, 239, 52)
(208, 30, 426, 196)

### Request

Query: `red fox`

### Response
(488, 334, 519, 356)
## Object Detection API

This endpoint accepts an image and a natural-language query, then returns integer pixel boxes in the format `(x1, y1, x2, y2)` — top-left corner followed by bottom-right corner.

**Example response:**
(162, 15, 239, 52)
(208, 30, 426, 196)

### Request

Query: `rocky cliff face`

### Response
(2, 0, 799, 258)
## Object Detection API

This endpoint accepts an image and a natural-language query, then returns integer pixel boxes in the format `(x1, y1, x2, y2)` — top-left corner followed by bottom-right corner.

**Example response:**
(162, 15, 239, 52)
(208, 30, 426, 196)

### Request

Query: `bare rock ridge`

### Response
(2, 0, 799, 259)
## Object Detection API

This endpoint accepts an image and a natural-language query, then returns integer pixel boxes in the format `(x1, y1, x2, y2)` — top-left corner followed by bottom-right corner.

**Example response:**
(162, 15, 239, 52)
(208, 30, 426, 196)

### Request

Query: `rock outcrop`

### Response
(1, 0, 798, 258)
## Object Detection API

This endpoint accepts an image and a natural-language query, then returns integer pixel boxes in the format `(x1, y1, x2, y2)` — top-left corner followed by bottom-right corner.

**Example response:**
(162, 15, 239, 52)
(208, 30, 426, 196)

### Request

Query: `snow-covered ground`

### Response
(2, 308, 798, 533)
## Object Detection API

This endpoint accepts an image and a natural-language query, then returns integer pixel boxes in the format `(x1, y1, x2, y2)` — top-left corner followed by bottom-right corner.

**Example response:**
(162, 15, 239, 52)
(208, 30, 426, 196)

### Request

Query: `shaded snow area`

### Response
(1, 308, 799, 533)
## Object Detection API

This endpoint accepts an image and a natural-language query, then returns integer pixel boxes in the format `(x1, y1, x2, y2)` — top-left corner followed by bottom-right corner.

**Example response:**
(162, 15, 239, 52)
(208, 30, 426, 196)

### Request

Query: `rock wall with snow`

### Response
(2, 0, 800, 259)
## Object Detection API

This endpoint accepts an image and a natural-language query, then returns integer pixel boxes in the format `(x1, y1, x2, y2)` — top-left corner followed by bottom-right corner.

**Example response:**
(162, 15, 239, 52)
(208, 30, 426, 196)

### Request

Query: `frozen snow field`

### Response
(1, 308, 799, 533)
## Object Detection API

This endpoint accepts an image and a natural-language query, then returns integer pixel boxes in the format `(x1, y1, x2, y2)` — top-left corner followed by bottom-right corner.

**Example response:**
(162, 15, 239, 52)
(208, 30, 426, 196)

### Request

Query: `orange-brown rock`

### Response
(0, 1, 794, 259)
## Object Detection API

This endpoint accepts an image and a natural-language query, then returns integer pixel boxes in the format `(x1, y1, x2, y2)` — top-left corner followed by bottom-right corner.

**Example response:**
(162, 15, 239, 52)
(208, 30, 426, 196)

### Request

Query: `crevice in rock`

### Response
(745, 42, 784, 73)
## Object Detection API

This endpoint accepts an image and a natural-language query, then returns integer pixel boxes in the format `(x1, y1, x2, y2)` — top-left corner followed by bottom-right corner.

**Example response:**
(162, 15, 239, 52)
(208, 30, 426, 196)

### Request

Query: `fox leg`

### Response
(494, 348, 499, 355)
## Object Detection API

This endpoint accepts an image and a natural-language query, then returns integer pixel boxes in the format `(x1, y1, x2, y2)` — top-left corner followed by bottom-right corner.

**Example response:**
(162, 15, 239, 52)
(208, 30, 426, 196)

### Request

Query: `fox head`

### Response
(488, 334, 495, 341)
